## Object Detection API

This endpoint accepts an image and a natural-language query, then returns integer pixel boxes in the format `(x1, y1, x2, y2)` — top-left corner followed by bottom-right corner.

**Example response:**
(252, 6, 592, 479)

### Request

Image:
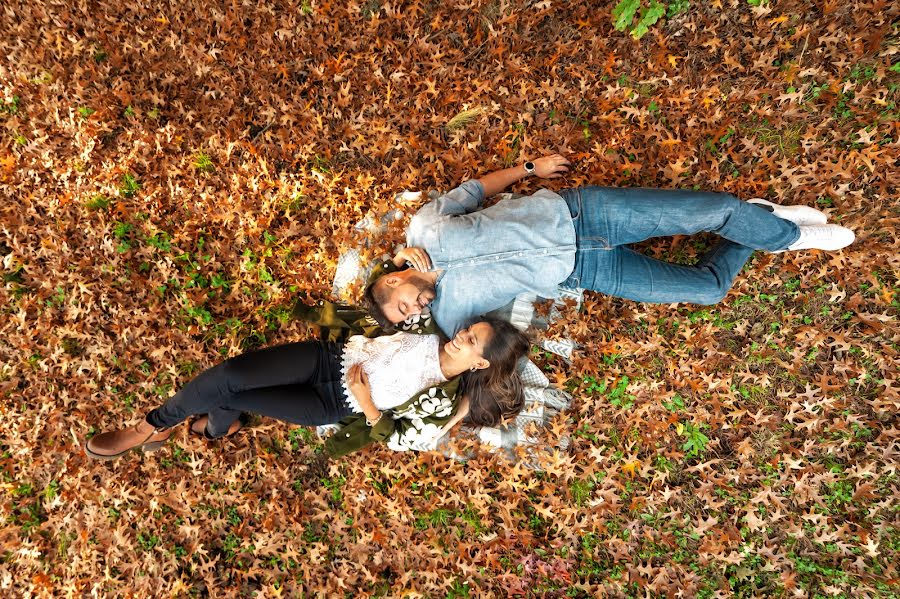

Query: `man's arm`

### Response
(477, 154, 571, 198)
(413, 153, 572, 223)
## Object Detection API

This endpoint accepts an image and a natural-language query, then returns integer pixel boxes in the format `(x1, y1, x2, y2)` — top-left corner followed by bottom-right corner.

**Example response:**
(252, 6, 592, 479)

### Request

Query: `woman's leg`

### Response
(85, 341, 343, 459)
(145, 341, 329, 433)
(204, 383, 351, 437)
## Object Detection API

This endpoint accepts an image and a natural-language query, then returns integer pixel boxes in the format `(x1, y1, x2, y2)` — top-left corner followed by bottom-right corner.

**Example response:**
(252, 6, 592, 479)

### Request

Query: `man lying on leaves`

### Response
(85, 303, 529, 460)
(364, 153, 855, 338)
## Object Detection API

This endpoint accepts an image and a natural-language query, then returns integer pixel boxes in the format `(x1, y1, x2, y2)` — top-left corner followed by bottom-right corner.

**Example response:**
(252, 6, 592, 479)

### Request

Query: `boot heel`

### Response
(141, 440, 167, 453)
(84, 445, 132, 461)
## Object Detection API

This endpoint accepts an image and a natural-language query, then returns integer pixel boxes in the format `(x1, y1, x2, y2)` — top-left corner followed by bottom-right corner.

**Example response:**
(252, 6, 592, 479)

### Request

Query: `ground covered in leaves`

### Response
(1, 0, 899, 597)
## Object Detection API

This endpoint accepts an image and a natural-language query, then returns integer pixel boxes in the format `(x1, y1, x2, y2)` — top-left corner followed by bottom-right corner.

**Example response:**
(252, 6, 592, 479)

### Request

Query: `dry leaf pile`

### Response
(1, 0, 898, 596)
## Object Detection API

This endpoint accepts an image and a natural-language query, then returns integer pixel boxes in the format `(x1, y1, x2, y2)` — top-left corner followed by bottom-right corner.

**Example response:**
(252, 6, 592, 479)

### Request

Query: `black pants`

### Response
(145, 341, 351, 438)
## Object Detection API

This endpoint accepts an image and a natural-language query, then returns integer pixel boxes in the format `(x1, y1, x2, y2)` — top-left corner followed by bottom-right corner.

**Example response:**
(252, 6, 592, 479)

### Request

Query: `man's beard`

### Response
(410, 275, 436, 306)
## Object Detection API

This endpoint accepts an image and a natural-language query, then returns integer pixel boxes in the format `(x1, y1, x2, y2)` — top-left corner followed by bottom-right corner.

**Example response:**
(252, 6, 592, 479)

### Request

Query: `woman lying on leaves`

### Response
(84, 310, 528, 461)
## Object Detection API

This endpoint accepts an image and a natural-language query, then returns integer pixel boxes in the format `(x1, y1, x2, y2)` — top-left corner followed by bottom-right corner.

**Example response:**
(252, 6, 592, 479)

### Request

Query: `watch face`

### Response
(525, 161, 535, 172)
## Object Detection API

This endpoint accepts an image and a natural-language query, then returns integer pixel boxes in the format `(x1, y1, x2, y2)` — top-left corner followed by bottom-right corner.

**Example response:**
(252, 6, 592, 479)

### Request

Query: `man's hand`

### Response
(478, 153, 571, 197)
(532, 154, 571, 179)
(393, 247, 432, 271)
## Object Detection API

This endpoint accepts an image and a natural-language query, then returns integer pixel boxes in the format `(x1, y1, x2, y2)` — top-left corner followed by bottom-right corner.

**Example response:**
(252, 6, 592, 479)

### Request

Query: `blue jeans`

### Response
(559, 187, 800, 305)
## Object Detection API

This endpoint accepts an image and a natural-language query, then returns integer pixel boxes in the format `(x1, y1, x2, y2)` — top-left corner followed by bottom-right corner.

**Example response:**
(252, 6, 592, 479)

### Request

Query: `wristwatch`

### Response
(523, 161, 536, 175)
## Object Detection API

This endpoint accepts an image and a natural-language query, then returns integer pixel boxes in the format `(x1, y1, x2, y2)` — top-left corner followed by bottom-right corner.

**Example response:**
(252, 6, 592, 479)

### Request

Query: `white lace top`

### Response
(340, 333, 447, 413)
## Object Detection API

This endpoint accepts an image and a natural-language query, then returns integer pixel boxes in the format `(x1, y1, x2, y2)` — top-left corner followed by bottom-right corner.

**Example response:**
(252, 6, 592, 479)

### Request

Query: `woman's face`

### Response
(444, 322, 494, 369)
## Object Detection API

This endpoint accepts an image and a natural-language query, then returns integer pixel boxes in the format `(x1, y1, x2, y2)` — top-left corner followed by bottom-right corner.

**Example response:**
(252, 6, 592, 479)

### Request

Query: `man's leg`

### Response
(565, 240, 754, 305)
(560, 187, 770, 304)
(568, 186, 800, 251)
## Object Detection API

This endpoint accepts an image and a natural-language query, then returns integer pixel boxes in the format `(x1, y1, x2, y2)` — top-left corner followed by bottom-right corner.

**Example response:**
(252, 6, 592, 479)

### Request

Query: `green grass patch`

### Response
(85, 194, 111, 211)
(119, 173, 140, 198)
(746, 119, 801, 156)
(193, 152, 215, 173)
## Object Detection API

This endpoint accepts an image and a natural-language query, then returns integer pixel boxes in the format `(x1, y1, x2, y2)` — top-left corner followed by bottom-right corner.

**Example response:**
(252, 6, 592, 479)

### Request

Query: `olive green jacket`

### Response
(293, 295, 459, 458)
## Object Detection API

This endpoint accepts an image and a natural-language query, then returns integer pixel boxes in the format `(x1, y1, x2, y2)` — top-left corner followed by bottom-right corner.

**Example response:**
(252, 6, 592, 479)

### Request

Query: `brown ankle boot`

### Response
(84, 419, 173, 461)
(189, 415, 244, 439)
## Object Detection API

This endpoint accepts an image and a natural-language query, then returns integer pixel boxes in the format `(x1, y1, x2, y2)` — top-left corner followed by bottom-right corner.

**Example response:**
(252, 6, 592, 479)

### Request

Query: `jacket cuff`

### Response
(468, 179, 486, 206)
(368, 412, 395, 441)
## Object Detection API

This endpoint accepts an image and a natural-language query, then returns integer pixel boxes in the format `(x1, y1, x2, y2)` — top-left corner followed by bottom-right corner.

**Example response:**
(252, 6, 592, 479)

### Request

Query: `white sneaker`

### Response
(782, 224, 855, 252)
(748, 198, 828, 226)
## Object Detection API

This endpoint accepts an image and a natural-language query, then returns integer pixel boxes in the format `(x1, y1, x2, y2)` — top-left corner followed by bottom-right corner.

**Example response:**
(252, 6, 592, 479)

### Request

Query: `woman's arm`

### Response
(347, 364, 382, 425)
(477, 154, 571, 198)
(434, 395, 470, 439)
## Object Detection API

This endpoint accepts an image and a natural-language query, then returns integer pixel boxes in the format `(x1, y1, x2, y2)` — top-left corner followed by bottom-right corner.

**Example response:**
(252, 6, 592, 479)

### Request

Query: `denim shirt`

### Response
(406, 180, 576, 336)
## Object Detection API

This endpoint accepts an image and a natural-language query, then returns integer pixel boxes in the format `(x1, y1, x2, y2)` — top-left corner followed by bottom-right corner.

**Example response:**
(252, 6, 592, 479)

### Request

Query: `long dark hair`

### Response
(458, 317, 530, 427)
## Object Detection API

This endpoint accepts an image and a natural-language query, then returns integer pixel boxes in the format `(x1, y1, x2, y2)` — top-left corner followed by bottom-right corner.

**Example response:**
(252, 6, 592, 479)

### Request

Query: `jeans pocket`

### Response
(562, 272, 581, 288)
(561, 189, 581, 220)
(578, 236, 612, 250)
(565, 188, 615, 249)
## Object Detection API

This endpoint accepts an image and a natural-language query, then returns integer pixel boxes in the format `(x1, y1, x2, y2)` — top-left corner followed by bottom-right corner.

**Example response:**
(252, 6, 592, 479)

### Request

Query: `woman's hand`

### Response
(349, 364, 382, 425)
(348, 364, 371, 400)
(392, 247, 432, 271)
(532, 154, 571, 179)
